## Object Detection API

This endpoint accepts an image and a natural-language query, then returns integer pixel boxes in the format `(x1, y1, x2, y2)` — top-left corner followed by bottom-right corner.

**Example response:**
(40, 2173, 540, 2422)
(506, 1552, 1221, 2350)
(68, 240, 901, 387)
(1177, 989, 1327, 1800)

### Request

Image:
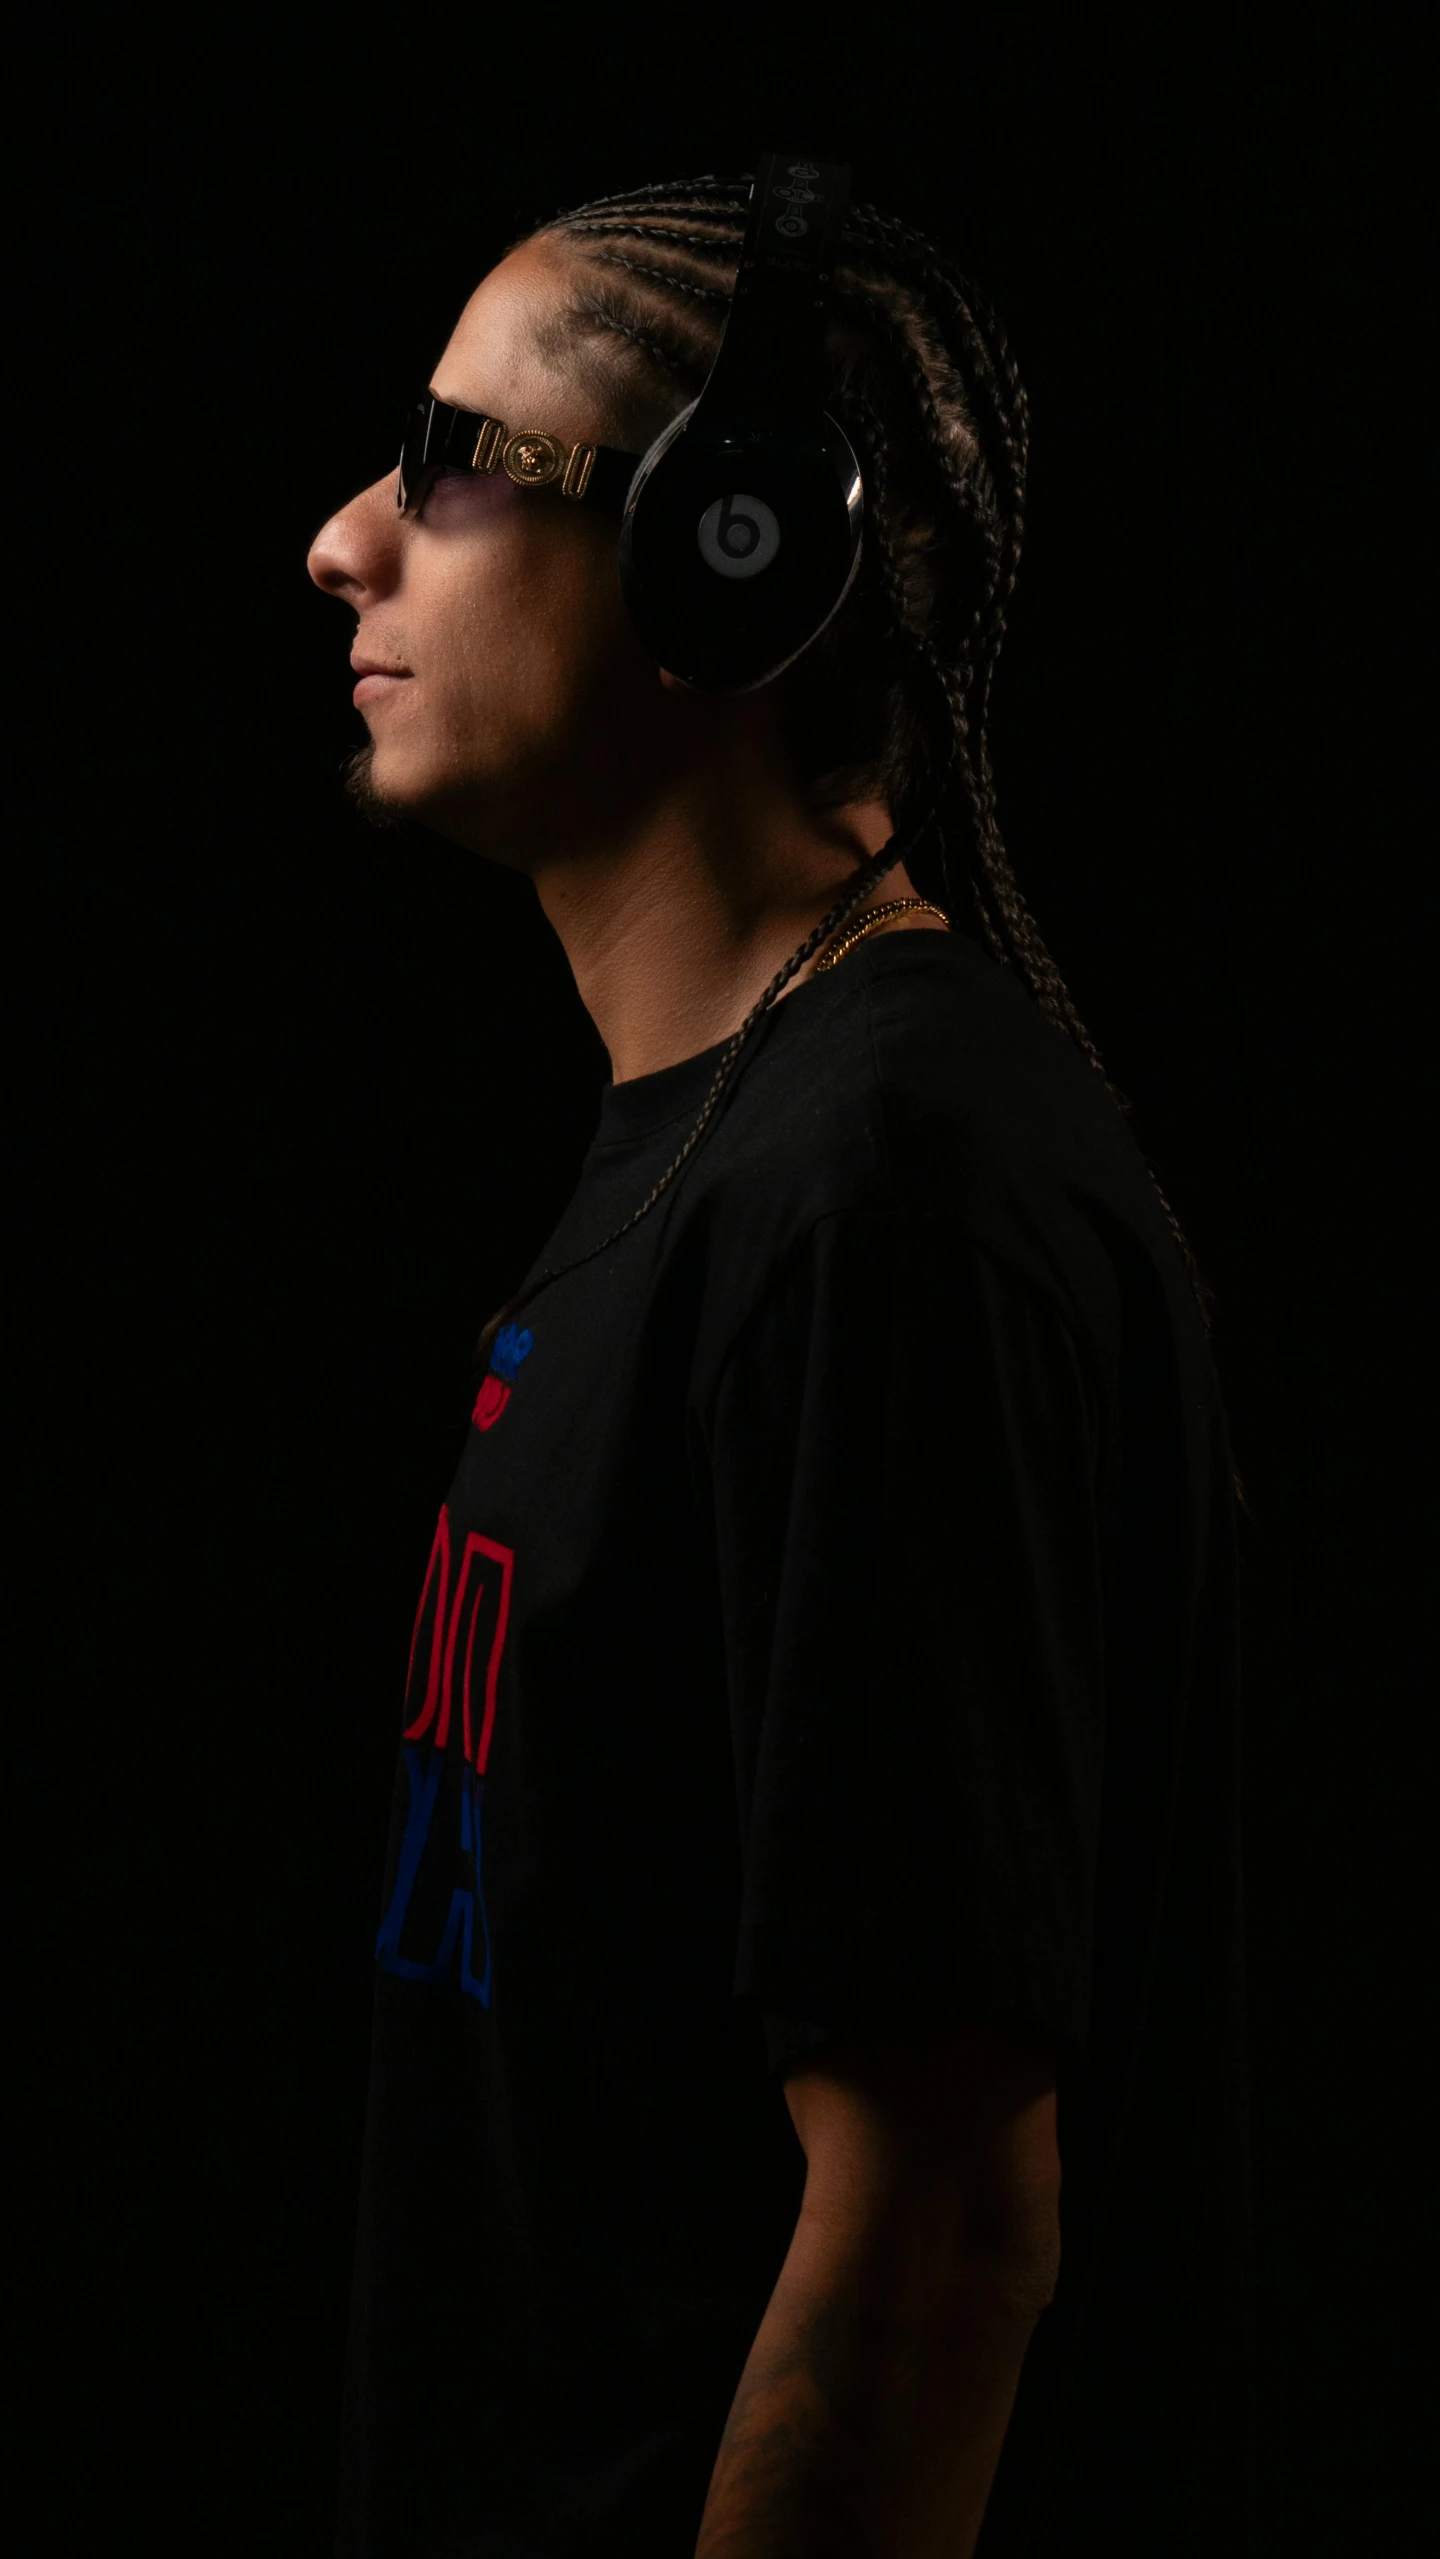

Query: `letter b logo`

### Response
(696, 491, 781, 580)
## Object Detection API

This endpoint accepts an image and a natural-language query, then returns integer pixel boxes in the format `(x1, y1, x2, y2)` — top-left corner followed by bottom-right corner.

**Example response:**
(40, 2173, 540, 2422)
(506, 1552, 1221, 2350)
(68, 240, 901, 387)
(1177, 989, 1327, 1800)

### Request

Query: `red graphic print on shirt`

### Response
(471, 1322, 534, 1432)
(402, 1505, 514, 1772)
(376, 1503, 515, 2006)
(472, 1374, 510, 1430)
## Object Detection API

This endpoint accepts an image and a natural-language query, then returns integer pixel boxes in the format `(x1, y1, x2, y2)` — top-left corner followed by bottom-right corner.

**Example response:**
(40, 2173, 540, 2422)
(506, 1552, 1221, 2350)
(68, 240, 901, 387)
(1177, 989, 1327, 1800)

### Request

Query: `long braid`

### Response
(832, 275, 1026, 973)
(842, 385, 1006, 963)
(840, 213, 1227, 1340)
(869, 230, 1222, 1313)
(475, 175, 1247, 1511)
(858, 228, 1234, 1377)
(850, 230, 1034, 943)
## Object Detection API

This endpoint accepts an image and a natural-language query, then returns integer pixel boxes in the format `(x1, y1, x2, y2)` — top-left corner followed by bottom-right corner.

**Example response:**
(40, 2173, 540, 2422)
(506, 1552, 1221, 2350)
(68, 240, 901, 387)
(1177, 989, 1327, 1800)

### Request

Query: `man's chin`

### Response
(341, 741, 412, 832)
(340, 741, 534, 870)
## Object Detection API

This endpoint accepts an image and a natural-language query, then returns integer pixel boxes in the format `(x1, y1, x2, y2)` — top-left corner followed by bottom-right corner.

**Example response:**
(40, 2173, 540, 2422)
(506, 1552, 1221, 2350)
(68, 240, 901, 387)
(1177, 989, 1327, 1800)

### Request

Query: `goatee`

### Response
(341, 742, 408, 832)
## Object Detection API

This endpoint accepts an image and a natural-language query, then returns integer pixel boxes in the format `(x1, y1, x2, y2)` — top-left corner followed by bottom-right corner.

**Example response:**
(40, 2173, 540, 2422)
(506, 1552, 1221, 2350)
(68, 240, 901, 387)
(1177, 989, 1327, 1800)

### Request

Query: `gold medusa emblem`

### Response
(502, 432, 562, 486)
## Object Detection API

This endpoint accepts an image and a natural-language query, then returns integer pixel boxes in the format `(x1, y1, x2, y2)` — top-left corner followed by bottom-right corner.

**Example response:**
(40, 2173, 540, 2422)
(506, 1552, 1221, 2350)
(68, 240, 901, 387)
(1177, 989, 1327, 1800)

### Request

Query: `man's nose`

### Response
(307, 474, 400, 602)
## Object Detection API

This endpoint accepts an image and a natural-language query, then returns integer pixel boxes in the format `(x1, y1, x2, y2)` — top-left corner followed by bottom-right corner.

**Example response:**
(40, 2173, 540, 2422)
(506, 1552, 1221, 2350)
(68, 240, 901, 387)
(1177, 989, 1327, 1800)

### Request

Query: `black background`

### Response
(15, 7, 1424, 2552)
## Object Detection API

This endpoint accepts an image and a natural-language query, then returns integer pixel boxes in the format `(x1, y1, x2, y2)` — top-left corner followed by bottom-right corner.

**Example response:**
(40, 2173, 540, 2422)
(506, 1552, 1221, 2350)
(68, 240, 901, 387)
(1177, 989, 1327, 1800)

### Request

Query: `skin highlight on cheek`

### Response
(382, 483, 647, 833)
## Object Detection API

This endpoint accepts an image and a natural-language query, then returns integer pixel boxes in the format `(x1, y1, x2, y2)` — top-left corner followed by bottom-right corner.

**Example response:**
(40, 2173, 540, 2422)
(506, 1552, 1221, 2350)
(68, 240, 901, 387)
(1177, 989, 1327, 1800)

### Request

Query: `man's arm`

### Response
(694, 2016, 1061, 2559)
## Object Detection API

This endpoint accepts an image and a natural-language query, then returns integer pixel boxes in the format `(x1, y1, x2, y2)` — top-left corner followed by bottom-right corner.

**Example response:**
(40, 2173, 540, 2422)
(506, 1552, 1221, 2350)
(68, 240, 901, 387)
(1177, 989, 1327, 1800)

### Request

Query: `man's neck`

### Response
(528, 775, 915, 1085)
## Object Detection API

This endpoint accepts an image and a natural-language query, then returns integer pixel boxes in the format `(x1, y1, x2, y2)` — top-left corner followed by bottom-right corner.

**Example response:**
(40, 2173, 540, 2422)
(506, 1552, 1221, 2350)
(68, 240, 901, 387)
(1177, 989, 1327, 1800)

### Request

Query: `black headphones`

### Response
(617, 153, 862, 697)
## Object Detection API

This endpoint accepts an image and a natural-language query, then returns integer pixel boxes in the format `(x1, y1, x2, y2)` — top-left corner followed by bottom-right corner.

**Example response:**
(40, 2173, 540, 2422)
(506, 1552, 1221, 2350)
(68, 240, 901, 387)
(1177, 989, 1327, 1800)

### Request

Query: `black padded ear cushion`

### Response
(618, 405, 863, 694)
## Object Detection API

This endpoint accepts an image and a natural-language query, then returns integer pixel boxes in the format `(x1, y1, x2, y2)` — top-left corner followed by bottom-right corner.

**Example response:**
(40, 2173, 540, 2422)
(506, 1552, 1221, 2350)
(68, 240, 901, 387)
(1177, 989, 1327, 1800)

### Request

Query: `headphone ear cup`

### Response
(619, 410, 863, 694)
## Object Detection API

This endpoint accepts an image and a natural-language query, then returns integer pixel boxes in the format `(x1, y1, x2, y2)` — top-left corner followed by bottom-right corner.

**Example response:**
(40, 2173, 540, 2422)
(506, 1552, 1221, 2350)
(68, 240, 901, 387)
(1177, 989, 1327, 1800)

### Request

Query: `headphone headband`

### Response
(698, 156, 852, 427)
(617, 150, 863, 695)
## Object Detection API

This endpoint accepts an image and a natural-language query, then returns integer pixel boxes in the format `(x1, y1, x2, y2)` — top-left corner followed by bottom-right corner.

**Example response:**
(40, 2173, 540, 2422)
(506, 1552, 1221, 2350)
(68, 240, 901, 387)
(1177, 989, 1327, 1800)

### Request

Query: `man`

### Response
(308, 174, 1252, 2557)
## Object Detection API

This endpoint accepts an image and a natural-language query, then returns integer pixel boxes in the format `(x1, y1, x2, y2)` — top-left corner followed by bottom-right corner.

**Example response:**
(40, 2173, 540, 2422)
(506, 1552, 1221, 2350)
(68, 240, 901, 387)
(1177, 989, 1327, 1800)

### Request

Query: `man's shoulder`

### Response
(862, 933, 1143, 1189)
(716, 932, 1146, 1224)
(685, 933, 1160, 1374)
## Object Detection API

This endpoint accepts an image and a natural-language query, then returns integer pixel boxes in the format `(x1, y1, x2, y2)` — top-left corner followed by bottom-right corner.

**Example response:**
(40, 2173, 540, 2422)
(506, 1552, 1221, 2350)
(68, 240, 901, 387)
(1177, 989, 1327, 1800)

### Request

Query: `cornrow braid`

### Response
(549, 174, 751, 221)
(569, 294, 705, 390)
(588, 250, 731, 307)
(474, 174, 1248, 1514)
(560, 220, 742, 262)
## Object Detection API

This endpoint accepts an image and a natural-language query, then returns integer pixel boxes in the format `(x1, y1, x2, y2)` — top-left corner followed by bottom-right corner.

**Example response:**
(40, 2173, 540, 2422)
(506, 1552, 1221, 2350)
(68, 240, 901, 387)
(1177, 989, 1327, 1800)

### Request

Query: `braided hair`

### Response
(476, 172, 1249, 1515)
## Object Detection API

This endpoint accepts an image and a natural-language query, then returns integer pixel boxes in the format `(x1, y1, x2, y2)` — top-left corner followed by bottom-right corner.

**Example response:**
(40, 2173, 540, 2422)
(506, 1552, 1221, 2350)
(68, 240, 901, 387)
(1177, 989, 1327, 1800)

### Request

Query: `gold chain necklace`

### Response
(813, 897, 952, 974)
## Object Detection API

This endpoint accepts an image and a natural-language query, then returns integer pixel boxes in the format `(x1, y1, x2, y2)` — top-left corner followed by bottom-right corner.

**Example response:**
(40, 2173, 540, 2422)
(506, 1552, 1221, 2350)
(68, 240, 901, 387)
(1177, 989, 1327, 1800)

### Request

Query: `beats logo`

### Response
(696, 491, 782, 580)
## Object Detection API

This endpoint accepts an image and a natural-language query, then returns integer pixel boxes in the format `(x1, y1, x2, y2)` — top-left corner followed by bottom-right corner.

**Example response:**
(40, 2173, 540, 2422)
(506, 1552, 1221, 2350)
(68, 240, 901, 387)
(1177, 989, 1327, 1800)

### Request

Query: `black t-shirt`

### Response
(336, 927, 1252, 2559)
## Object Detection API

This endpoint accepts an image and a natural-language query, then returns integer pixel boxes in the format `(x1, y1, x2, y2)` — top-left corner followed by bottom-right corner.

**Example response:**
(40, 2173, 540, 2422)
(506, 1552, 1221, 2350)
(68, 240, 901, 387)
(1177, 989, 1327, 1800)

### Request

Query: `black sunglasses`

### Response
(396, 395, 641, 517)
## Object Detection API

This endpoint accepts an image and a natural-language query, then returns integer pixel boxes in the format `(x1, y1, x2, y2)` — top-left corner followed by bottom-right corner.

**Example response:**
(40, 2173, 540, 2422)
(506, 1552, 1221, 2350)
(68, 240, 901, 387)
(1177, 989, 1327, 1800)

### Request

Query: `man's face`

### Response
(307, 239, 668, 861)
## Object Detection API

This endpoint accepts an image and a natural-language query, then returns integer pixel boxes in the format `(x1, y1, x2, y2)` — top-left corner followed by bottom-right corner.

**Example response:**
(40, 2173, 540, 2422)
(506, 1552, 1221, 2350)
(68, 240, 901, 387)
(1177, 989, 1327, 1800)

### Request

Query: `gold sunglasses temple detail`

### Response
(457, 418, 598, 498)
(471, 417, 505, 473)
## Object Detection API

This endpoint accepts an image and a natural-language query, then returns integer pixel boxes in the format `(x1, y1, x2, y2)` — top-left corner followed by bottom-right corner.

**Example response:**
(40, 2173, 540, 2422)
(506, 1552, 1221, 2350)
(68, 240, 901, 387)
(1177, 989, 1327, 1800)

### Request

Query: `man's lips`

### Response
(350, 656, 412, 705)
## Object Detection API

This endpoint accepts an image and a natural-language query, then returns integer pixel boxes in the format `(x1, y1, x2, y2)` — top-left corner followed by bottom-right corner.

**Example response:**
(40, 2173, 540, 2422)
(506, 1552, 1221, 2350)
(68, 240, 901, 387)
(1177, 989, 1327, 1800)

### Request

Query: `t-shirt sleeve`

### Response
(703, 1207, 1108, 2072)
